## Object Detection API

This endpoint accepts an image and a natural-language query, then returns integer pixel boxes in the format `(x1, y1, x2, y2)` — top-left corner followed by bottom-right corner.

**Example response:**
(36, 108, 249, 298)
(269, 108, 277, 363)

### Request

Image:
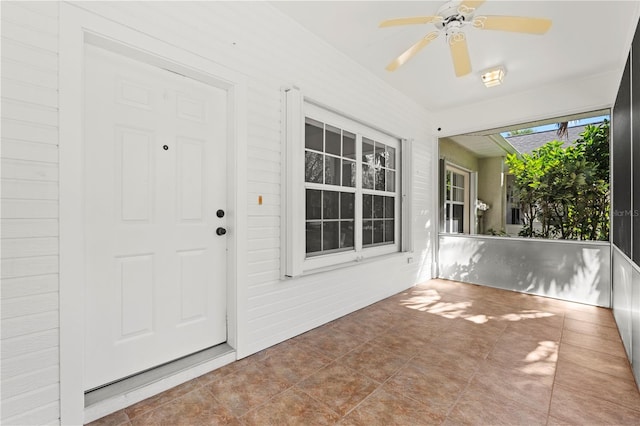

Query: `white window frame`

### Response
(443, 163, 471, 234)
(283, 88, 409, 276)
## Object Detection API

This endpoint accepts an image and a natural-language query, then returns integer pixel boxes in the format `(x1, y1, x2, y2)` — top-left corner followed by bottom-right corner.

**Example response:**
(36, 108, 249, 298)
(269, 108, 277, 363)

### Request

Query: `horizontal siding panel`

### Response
(1, 78, 58, 107)
(2, 59, 58, 89)
(1, 139, 59, 163)
(2, 401, 59, 426)
(1, 366, 58, 400)
(0, 19, 58, 52)
(1, 98, 58, 126)
(246, 182, 280, 196)
(1, 237, 58, 259)
(248, 216, 281, 229)
(1, 329, 58, 360)
(1, 199, 58, 219)
(1, 159, 58, 181)
(1, 219, 58, 238)
(9, 0, 59, 19)
(2, 179, 59, 200)
(2, 292, 58, 319)
(1, 255, 58, 278)
(1, 347, 58, 380)
(247, 226, 280, 239)
(1, 274, 58, 299)
(248, 170, 280, 185)
(1, 383, 59, 420)
(244, 237, 279, 251)
(2, 310, 59, 341)
(246, 259, 280, 275)
(1, 37, 58, 71)
(1, 118, 58, 145)
(0, 3, 58, 35)
(247, 248, 280, 263)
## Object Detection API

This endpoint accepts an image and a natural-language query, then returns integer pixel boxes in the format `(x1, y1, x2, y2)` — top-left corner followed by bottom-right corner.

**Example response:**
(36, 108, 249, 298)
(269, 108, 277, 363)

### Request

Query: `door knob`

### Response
(216, 209, 225, 218)
(216, 227, 227, 236)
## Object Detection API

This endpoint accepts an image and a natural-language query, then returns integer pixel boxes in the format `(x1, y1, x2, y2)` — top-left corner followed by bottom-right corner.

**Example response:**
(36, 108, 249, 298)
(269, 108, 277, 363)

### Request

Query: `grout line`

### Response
(545, 311, 566, 424)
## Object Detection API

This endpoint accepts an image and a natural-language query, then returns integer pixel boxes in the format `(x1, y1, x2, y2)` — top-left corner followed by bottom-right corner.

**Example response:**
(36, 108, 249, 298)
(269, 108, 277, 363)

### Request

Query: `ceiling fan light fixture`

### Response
(481, 66, 505, 87)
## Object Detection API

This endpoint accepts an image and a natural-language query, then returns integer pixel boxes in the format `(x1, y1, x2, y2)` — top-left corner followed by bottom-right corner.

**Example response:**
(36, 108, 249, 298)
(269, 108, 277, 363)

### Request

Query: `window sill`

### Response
(285, 250, 412, 279)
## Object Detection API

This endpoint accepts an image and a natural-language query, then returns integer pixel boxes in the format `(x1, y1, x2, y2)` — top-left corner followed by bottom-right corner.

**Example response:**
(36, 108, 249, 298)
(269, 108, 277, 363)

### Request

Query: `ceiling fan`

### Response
(380, 0, 552, 77)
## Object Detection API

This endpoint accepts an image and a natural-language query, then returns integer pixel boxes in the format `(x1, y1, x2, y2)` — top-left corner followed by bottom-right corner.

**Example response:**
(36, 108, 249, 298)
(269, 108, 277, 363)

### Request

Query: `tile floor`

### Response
(89, 279, 640, 425)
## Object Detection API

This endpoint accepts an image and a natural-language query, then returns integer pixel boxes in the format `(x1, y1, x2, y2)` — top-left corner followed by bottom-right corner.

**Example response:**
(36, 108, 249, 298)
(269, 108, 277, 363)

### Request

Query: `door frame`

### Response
(59, 4, 247, 424)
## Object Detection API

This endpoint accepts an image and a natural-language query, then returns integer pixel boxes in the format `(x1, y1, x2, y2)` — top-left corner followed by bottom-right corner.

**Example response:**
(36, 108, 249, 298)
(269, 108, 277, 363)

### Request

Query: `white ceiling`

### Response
(271, 1, 640, 114)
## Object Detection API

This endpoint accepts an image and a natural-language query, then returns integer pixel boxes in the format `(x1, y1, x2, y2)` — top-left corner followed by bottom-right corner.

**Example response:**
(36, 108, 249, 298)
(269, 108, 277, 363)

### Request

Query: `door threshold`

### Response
(84, 343, 235, 423)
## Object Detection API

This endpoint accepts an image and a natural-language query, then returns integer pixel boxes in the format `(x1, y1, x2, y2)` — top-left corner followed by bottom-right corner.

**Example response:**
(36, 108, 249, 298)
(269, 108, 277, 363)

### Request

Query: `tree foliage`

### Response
(505, 121, 609, 240)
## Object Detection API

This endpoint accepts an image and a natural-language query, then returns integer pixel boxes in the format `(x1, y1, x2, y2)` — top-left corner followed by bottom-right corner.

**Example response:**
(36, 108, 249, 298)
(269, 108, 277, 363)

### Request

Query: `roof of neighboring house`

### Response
(505, 123, 599, 154)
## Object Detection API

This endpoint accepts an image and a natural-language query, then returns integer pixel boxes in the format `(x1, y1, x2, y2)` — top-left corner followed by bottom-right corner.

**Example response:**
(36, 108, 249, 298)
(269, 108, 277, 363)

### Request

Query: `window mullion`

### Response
(355, 134, 363, 252)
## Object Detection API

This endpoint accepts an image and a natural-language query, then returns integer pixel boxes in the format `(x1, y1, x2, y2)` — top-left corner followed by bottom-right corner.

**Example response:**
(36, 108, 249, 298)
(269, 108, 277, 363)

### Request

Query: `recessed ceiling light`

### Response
(481, 66, 505, 87)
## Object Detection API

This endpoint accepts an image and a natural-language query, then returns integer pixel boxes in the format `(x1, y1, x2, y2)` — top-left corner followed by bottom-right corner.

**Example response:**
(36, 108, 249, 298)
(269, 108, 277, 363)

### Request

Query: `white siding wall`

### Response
(1, 2, 61, 425)
(1, 1, 436, 422)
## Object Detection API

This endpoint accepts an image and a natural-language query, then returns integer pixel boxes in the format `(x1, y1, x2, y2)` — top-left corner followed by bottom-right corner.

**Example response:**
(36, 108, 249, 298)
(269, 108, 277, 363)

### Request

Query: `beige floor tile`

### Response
(296, 363, 378, 416)
(86, 410, 130, 426)
(466, 359, 554, 414)
(558, 341, 633, 379)
(445, 384, 547, 426)
(487, 329, 559, 374)
(549, 384, 640, 425)
(563, 317, 624, 342)
(384, 362, 469, 416)
(130, 387, 239, 426)
(292, 324, 368, 359)
(257, 342, 332, 385)
(338, 342, 412, 383)
(428, 328, 498, 360)
(241, 387, 340, 426)
(561, 328, 628, 358)
(205, 362, 290, 417)
(340, 387, 445, 425)
(554, 358, 640, 411)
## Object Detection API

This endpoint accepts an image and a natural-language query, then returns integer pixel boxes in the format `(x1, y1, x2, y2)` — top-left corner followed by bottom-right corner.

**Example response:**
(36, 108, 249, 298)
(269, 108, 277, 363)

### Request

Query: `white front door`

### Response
(83, 45, 228, 390)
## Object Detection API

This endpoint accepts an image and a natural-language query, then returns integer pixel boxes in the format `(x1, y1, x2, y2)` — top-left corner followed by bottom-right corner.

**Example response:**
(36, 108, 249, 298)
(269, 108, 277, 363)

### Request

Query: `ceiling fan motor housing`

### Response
(436, 0, 477, 30)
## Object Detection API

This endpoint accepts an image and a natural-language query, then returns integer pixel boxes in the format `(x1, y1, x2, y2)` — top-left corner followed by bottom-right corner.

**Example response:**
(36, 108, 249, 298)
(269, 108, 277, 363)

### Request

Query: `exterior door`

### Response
(83, 45, 228, 390)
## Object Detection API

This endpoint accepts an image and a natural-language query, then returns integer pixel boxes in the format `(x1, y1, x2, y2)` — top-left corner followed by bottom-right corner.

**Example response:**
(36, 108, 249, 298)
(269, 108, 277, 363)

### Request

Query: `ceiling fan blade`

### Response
(449, 32, 472, 77)
(473, 15, 552, 34)
(459, 0, 486, 10)
(386, 31, 440, 71)
(379, 16, 442, 28)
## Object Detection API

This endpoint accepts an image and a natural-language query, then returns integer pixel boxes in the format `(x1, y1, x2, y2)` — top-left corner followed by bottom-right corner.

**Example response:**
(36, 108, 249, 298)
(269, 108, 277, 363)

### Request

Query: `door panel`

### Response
(83, 44, 228, 390)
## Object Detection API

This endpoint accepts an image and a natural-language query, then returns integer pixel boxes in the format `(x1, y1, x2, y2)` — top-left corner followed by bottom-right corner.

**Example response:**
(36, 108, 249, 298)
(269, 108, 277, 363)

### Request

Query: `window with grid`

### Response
(303, 114, 400, 262)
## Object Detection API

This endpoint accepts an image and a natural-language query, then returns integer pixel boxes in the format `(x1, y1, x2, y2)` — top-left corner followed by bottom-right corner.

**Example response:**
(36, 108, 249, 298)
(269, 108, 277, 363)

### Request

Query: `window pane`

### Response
(375, 168, 386, 191)
(387, 146, 396, 170)
(306, 189, 322, 220)
(452, 204, 464, 233)
(341, 192, 354, 219)
(386, 170, 395, 192)
(306, 222, 322, 254)
(363, 194, 373, 219)
(362, 164, 374, 189)
(375, 144, 386, 168)
(453, 188, 464, 202)
(342, 160, 355, 187)
(373, 220, 384, 243)
(340, 221, 354, 248)
(323, 221, 339, 250)
(374, 195, 384, 218)
(363, 220, 373, 245)
(323, 191, 339, 219)
(324, 155, 341, 185)
(343, 131, 356, 160)
(305, 151, 323, 183)
(325, 125, 341, 156)
(453, 172, 464, 188)
(384, 196, 394, 219)
(305, 119, 323, 152)
(385, 220, 394, 243)
(362, 138, 374, 163)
